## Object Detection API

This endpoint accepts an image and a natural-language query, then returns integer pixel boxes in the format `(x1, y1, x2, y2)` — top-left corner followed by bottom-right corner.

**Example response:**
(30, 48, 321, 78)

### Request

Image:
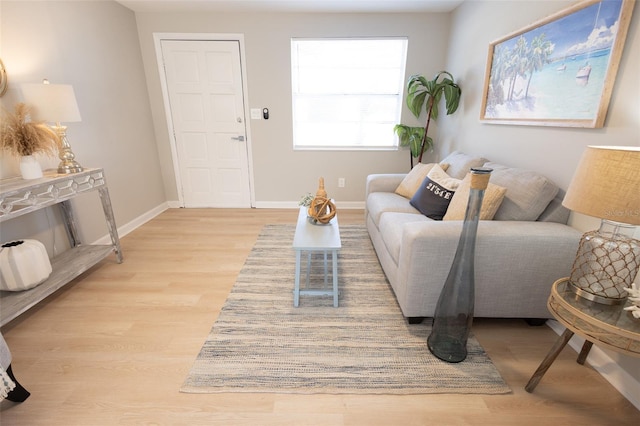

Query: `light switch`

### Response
(250, 108, 262, 120)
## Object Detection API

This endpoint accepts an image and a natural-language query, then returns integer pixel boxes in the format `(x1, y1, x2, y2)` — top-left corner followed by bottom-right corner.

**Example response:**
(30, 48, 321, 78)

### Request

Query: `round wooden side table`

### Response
(525, 277, 640, 393)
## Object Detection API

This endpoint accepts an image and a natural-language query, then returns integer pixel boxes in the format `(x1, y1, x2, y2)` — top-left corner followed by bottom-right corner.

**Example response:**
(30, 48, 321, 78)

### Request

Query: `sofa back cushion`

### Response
(409, 164, 461, 220)
(537, 193, 571, 224)
(484, 162, 559, 221)
(440, 151, 488, 180)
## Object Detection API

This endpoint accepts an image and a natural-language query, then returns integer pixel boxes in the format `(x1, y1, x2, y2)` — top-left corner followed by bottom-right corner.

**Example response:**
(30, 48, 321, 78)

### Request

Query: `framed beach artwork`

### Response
(480, 0, 635, 128)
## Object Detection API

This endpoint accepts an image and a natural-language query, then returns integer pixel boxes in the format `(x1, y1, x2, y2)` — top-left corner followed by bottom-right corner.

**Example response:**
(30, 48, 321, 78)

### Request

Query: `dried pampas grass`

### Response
(1, 103, 60, 157)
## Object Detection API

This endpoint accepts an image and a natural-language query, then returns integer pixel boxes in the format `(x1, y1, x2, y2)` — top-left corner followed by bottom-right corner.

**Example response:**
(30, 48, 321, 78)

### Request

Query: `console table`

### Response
(0, 168, 122, 326)
(525, 278, 640, 392)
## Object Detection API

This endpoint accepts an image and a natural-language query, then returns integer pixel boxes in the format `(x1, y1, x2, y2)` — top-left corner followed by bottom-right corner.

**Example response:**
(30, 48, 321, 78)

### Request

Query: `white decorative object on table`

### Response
(0, 240, 52, 291)
(624, 283, 640, 319)
(18, 155, 43, 179)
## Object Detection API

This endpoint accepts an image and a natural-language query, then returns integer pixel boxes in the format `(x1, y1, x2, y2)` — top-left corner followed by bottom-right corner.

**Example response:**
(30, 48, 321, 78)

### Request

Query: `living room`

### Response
(1, 0, 639, 423)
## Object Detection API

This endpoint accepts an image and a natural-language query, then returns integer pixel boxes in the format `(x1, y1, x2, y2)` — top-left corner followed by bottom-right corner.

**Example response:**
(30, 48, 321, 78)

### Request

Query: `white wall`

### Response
(0, 0, 166, 251)
(439, 0, 639, 190)
(444, 0, 640, 396)
(134, 11, 451, 206)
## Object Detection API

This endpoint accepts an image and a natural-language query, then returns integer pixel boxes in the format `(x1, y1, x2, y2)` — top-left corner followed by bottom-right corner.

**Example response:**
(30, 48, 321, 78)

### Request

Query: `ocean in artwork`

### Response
(487, 49, 610, 121)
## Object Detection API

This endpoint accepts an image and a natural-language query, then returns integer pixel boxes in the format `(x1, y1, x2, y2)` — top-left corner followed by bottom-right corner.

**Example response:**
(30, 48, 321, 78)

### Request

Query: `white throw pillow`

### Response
(395, 162, 449, 199)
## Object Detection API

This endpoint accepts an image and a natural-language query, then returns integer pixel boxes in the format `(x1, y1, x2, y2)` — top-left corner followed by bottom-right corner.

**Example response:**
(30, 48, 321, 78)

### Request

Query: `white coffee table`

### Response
(292, 206, 341, 307)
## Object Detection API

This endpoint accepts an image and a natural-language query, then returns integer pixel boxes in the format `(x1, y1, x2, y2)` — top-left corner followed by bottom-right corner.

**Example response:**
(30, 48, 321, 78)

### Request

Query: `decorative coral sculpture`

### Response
(307, 177, 337, 225)
(623, 283, 640, 319)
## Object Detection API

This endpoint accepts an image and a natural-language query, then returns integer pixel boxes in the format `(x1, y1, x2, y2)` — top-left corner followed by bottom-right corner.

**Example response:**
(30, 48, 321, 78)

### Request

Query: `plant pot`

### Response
(19, 155, 43, 180)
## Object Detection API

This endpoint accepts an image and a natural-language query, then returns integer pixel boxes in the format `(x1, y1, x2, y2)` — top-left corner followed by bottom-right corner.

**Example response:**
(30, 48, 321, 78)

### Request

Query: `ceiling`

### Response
(115, 0, 466, 14)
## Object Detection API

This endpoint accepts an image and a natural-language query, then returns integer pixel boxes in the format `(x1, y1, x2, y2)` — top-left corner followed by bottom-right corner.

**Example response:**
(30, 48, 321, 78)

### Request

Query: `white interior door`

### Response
(160, 39, 251, 207)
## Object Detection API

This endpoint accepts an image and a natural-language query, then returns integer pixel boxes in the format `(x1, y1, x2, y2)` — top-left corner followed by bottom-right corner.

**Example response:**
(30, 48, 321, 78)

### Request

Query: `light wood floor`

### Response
(1, 208, 638, 425)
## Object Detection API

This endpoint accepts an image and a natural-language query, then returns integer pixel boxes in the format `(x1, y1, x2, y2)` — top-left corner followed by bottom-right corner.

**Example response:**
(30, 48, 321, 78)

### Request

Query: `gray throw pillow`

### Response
(484, 162, 559, 221)
(440, 151, 488, 179)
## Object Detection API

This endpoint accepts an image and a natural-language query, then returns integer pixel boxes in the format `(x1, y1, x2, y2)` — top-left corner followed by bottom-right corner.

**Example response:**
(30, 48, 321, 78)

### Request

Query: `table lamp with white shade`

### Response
(21, 80, 83, 174)
(562, 145, 640, 305)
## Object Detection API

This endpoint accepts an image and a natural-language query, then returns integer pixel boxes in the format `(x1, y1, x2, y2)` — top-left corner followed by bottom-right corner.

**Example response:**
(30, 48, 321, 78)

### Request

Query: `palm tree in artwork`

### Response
(525, 34, 553, 98)
(507, 36, 528, 101)
(487, 45, 508, 108)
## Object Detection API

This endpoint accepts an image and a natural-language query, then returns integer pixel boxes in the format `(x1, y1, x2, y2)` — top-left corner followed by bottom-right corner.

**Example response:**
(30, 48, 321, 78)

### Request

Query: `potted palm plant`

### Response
(394, 71, 461, 169)
(0, 103, 60, 179)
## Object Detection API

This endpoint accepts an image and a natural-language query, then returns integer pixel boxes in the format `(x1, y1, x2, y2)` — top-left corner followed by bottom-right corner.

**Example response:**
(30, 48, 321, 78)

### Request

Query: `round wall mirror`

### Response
(0, 59, 8, 97)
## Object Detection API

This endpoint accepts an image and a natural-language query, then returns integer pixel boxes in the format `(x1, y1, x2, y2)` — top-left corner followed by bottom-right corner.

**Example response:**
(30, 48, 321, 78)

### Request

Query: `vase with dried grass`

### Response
(1, 103, 60, 179)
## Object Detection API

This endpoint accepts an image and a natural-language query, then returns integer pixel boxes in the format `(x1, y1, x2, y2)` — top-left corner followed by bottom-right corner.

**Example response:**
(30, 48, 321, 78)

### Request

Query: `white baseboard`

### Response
(546, 320, 640, 410)
(254, 201, 365, 209)
(91, 200, 363, 245)
(158, 201, 366, 210)
(92, 202, 170, 245)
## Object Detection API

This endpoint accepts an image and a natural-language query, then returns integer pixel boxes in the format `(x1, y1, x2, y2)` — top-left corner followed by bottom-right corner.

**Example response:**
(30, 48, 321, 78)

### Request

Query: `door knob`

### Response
(231, 135, 245, 141)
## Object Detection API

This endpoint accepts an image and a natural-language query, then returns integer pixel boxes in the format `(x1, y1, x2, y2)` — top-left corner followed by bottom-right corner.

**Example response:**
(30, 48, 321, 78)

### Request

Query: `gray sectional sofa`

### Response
(365, 151, 582, 322)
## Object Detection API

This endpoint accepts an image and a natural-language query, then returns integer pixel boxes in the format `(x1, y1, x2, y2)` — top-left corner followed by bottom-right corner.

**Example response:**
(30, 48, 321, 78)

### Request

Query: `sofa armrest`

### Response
(366, 174, 406, 197)
(395, 220, 582, 318)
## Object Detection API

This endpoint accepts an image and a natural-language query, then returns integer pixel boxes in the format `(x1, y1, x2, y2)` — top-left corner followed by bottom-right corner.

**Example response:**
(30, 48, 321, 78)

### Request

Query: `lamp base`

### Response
(53, 125, 83, 174)
(57, 160, 83, 174)
(568, 220, 640, 305)
(568, 282, 626, 305)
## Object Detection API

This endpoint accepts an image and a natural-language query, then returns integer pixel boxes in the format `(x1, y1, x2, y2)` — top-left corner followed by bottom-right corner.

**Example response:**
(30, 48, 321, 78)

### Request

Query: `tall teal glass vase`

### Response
(427, 167, 492, 363)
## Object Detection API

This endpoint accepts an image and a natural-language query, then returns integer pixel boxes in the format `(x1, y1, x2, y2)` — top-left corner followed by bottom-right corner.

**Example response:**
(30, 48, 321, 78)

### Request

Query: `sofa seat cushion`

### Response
(379, 212, 432, 264)
(367, 192, 421, 226)
(485, 162, 559, 221)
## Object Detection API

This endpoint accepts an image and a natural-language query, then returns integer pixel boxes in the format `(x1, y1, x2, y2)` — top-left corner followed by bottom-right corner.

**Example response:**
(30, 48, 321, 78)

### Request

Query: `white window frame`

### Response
(291, 37, 408, 151)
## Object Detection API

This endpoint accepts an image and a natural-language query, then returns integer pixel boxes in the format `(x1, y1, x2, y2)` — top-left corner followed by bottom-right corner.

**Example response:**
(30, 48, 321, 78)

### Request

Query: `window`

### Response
(291, 38, 408, 150)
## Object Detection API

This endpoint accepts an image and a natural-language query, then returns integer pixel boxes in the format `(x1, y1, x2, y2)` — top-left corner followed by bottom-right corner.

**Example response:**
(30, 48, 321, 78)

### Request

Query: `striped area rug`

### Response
(181, 224, 510, 394)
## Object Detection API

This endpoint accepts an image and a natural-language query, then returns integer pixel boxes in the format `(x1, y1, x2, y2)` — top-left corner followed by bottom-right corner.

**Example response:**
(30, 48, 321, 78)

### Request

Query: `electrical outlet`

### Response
(338, 178, 345, 188)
